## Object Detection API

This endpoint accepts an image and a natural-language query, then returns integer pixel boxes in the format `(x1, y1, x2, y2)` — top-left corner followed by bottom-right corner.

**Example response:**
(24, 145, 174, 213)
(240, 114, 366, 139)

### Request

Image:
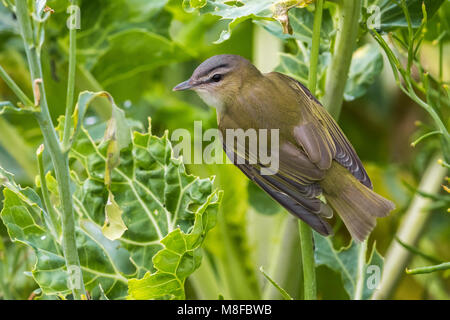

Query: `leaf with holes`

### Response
(313, 233, 384, 300)
(0, 117, 220, 299)
(69, 122, 221, 299)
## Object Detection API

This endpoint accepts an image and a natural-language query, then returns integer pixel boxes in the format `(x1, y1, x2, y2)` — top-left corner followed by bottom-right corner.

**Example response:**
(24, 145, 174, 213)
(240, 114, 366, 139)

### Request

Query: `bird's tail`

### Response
(320, 161, 395, 241)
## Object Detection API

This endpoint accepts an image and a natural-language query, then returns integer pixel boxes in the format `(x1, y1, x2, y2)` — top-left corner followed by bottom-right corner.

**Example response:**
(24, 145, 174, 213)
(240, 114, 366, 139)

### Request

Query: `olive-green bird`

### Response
(173, 54, 394, 241)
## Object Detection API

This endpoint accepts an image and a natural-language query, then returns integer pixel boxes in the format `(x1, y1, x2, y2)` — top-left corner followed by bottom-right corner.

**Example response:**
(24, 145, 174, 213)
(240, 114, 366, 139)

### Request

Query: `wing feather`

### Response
(223, 142, 333, 236)
(280, 74, 373, 189)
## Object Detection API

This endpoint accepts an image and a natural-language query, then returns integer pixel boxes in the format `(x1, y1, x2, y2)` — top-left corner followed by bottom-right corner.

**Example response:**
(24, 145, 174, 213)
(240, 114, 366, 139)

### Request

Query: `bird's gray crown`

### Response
(191, 54, 254, 80)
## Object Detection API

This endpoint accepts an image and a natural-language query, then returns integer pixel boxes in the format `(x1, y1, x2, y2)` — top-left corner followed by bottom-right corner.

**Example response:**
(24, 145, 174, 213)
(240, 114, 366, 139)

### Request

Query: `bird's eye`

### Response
(211, 74, 222, 82)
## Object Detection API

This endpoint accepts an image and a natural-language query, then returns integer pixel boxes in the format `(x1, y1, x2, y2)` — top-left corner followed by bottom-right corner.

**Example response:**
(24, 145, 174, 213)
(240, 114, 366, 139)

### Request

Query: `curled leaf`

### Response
(102, 192, 127, 240)
(272, 0, 314, 34)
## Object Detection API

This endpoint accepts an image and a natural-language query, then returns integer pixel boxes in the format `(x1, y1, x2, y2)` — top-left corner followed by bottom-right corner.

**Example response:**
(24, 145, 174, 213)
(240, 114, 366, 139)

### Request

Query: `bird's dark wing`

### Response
(223, 142, 333, 236)
(278, 73, 373, 189)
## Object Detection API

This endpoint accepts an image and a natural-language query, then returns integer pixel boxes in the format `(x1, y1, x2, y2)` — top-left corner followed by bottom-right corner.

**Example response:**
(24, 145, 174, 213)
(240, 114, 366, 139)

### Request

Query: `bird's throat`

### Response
(196, 90, 226, 114)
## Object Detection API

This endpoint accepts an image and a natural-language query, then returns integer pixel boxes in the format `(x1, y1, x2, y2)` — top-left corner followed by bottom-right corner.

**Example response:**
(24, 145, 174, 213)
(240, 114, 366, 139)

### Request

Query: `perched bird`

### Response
(173, 54, 394, 241)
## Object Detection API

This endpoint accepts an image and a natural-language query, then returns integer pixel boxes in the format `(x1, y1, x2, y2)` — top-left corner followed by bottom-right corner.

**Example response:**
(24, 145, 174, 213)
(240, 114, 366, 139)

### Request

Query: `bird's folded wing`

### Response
(281, 74, 373, 189)
(223, 142, 333, 236)
(315, 107, 373, 189)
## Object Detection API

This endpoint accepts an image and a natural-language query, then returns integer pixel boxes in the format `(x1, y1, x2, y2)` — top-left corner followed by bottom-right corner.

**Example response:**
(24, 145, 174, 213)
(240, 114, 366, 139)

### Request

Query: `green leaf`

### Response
(198, 0, 274, 42)
(91, 29, 188, 89)
(1, 121, 221, 299)
(63, 90, 131, 152)
(0, 101, 37, 115)
(344, 43, 384, 101)
(275, 43, 383, 101)
(70, 124, 221, 299)
(314, 233, 384, 300)
(259, 267, 293, 300)
(364, 0, 445, 32)
(193, 0, 318, 43)
(275, 49, 331, 98)
(424, 1, 450, 42)
(127, 191, 221, 299)
(255, 6, 334, 49)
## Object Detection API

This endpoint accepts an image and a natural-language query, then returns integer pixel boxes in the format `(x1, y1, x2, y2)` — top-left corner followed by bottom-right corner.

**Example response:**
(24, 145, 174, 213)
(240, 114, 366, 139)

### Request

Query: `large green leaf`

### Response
(344, 43, 384, 101)
(127, 190, 220, 299)
(91, 29, 188, 89)
(275, 49, 331, 98)
(0, 120, 220, 299)
(71, 124, 221, 293)
(190, 0, 316, 43)
(363, 0, 445, 32)
(255, 6, 334, 50)
(275, 43, 383, 101)
(314, 233, 384, 300)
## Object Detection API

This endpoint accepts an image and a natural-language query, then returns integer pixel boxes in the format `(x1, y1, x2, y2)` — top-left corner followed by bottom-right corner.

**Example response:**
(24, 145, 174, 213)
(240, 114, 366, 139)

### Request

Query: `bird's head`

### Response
(173, 54, 261, 111)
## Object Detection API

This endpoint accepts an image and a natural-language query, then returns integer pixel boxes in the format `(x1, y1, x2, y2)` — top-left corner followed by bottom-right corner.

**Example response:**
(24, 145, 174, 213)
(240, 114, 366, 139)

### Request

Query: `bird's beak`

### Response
(172, 79, 193, 91)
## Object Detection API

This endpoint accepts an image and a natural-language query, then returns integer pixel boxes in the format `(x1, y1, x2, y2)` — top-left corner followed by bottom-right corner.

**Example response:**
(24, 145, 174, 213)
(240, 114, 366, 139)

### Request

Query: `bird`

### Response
(173, 54, 395, 241)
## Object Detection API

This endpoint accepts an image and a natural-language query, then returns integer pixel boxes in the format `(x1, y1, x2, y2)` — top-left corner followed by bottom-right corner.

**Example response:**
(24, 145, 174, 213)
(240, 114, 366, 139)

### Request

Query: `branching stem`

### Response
(15, 0, 85, 299)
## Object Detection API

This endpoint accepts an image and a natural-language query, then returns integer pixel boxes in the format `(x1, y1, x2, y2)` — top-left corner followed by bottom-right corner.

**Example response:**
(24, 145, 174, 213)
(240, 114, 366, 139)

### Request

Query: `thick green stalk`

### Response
(373, 154, 447, 299)
(297, 0, 325, 301)
(15, 0, 85, 299)
(307, 0, 324, 95)
(298, 221, 316, 299)
(37, 144, 61, 239)
(62, 0, 78, 150)
(354, 239, 368, 300)
(323, 0, 361, 119)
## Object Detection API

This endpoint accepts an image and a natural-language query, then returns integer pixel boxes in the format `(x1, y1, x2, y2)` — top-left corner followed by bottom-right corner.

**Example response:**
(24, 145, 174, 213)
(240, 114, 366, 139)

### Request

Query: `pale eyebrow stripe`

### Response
(198, 63, 229, 78)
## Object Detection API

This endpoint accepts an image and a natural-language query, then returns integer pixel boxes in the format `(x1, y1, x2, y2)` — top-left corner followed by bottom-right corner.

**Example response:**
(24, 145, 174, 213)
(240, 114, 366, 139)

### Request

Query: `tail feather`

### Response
(321, 162, 395, 241)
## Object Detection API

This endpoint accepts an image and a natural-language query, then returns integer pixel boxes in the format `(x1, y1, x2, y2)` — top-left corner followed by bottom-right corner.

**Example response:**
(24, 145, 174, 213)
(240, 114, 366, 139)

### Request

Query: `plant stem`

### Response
(56, 38, 111, 120)
(15, 0, 85, 299)
(298, 220, 316, 299)
(62, 0, 78, 150)
(259, 267, 293, 300)
(296, 0, 325, 301)
(308, 0, 324, 95)
(354, 239, 367, 300)
(323, 0, 361, 119)
(372, 154, 447, 299)
(37, 144, 61, 239)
